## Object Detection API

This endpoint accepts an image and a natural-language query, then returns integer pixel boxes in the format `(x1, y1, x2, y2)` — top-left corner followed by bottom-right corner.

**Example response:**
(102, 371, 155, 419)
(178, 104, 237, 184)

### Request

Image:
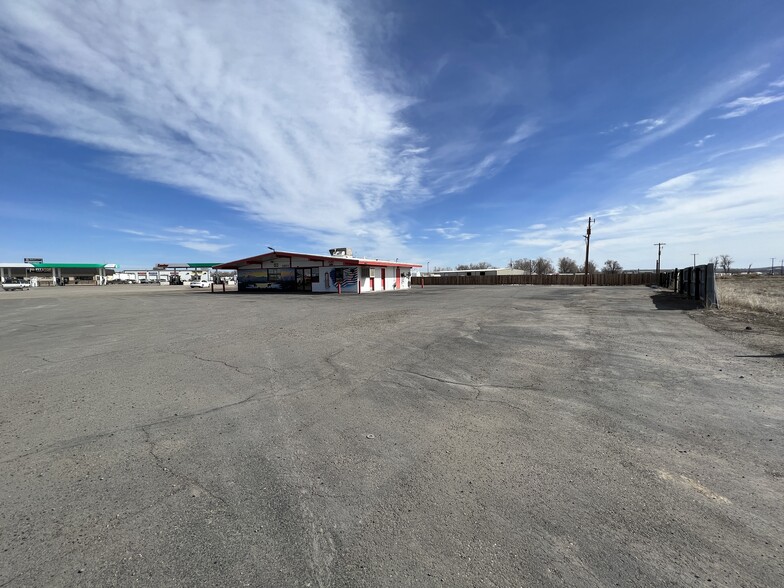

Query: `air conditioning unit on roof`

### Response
(329, 248, 353, 257)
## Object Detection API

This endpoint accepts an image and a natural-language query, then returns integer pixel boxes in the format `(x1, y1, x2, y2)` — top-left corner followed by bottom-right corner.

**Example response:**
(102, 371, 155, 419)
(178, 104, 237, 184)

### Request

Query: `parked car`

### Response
(2, 279, 31, 291)
(190, 280, 211, 288)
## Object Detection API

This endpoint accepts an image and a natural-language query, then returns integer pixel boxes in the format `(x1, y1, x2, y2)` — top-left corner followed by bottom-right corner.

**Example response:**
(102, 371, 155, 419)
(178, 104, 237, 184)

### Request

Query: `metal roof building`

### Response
(1, 262, 117, 285)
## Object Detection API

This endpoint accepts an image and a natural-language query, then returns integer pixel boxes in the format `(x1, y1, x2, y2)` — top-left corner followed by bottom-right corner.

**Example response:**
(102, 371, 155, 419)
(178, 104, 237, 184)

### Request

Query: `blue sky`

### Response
(1, 0, 783, 270)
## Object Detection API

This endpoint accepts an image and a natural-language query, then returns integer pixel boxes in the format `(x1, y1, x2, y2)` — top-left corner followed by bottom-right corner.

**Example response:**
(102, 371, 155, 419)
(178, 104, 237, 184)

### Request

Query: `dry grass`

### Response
(716, 275, 784, 315)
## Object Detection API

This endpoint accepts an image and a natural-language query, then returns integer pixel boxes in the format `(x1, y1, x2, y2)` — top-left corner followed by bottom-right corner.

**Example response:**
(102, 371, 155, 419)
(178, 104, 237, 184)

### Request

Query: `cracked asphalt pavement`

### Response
(1, 285, 782, 587)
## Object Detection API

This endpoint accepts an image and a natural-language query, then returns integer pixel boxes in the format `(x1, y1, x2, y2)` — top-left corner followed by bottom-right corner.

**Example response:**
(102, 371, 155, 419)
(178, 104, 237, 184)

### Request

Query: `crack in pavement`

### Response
(390, 368, 538, 414)
(25, 354, 56, 364)
(140, 425, 229, 507)
(188, 352, 256, 376)
(1, 387, 280, 465)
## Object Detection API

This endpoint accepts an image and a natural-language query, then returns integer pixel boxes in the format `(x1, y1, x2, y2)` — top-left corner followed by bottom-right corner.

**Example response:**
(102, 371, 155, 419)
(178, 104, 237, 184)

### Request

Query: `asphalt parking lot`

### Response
(1, 285, 782, 587)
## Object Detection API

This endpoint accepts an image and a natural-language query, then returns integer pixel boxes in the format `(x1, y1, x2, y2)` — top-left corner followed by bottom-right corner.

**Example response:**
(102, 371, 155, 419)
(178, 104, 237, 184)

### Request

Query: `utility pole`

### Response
(654, 242, 666, 279)
(691, 253, 698, 268)
(771, 257, 776, 275)
(583, 217, 593, 286)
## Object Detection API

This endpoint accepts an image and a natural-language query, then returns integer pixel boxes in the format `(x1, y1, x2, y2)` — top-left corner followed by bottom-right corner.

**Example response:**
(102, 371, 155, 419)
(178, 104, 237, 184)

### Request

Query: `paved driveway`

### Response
(1, 285, 781, 586)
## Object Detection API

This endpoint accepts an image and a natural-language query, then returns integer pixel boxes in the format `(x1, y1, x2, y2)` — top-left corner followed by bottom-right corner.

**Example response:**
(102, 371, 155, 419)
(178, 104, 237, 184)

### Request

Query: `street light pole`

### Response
(427, 261, 430, 274)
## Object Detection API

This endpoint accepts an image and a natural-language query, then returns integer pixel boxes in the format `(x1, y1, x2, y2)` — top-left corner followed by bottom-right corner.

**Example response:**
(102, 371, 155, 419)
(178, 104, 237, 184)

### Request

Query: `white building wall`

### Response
(237, 255, 416, 293)
(357, 266, 414, 293)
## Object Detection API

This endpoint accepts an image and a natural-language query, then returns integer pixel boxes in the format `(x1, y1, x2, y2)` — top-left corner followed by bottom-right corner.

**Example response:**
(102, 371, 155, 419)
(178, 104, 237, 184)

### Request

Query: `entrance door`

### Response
(380, 268, 386, 290)
(395, 267, 401, 289)
(369, 268, 375, 291)
(295, 268, 312, 291)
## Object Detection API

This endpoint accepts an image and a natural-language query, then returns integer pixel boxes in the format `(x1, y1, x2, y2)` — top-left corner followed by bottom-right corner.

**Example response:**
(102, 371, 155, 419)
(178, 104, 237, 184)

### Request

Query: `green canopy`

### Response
(31, 263, 109, 269)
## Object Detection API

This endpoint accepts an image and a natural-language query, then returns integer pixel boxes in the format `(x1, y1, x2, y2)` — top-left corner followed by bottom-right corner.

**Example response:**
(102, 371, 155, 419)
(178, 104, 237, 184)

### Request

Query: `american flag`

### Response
(339, 267, 357, 288)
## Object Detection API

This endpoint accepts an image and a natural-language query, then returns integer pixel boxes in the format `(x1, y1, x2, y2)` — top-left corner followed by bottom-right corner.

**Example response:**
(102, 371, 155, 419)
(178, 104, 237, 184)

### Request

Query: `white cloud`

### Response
(528, 223, 547, 230)
(432, 120, 540, 195)
(507, 156, 784, 268)
(116, 225, 231, 253)
(716, 74, 784, 119)
(165, 226, 220, 239)
(634, 118, 666, 133)
(646, 171, 705, 198)
(613, 66, 766, 157)
(706, 132, 784, 161)
(600, 122, 629, 135)
(426, 221, 478, 241)
(90, 199, 106, 207)
(601, 118, 665, 136)
(505, 119, 540, 145)
(178, 241, 231, 254)
(718, 92, 784, 118)
(0, 0, 424, 253)
(692, 134, 716, 147)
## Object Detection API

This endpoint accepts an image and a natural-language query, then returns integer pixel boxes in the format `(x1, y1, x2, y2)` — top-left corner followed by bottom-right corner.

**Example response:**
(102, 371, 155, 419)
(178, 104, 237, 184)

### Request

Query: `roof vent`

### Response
(329, 247, 353, 257)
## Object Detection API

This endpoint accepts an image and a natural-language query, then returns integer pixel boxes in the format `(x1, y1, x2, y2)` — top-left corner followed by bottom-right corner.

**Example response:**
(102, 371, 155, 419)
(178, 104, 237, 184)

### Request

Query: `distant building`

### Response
(423, 268, 531, 278)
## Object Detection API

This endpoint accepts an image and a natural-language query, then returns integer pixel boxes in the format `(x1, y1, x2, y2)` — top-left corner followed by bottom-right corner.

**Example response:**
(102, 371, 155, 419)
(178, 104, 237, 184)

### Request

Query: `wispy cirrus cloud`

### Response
(505, 119, 540, 145)
(0, 0, 425, 253)
(601, 117, 666, 135)
(692, 134, 716, 147)
(117, 226, 230, 253)
(432, 118, 541, 194)
(706, 132, 784, 161)
(503, 156, 784, 268)
(717, 80, 784, 118)
(646, 171, 706, 198)
(612, 66, 765, 157)
(426, 220, 479, 241)
(165, 226, 221, 239)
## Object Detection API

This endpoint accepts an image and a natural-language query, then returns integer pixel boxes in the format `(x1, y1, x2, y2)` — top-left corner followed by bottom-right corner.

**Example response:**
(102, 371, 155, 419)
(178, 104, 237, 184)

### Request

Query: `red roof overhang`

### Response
(353, 259, 422, 268)
(215, 251, 421, 270)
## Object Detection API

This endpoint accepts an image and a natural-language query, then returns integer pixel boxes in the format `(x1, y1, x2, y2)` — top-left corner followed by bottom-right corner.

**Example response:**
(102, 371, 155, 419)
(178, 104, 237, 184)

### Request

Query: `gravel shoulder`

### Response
(688, 304, 784, 358)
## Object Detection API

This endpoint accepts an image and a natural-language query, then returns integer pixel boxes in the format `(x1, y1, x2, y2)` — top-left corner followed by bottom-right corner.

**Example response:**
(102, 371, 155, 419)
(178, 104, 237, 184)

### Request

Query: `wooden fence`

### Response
(417, 273, 658, 287)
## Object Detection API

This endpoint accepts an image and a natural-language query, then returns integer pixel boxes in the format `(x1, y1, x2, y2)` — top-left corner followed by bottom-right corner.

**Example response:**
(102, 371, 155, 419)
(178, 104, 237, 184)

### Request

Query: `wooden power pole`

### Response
(654, 242, 666, 279)
(583, 217, 593, 287)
